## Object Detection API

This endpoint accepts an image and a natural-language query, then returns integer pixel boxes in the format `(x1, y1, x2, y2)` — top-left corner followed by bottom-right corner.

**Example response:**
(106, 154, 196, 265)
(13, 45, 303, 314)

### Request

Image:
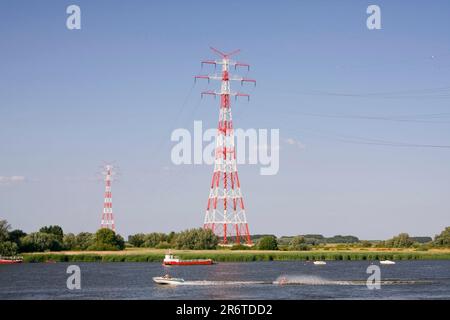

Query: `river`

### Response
(1, 260, 449, 299)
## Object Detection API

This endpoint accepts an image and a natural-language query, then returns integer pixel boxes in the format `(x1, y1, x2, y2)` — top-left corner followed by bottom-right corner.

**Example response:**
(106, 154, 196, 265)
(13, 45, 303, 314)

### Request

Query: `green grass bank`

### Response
(22, 249, 450, 263)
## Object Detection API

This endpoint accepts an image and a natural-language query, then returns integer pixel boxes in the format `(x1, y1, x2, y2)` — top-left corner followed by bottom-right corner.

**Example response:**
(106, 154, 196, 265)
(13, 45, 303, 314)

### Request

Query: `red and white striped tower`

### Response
(195, 47, 256, 245)
(100, 164, 115, 231)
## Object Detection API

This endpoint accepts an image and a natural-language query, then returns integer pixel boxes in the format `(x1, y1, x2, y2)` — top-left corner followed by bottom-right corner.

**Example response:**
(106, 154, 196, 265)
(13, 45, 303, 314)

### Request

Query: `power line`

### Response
(293, 127, 450, 149)
(291, 111, 450, 124)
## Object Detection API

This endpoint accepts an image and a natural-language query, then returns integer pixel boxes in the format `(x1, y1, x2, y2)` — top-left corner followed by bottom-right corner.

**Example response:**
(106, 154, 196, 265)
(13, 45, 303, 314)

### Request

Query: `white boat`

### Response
(380, 260, 396, 265)
(153, 275, 185, 285)
(313, 261, 327, 265)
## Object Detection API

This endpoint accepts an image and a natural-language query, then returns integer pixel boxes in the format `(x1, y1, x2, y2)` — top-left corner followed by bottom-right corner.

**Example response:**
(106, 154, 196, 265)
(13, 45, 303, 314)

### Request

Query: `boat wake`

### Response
(179, 280, 271, 286)
(273, 275, 431, 286)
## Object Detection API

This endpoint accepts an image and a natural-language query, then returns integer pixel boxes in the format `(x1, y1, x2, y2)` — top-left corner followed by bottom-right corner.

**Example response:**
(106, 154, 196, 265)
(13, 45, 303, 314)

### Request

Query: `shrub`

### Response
(0, 220, 11, 242)
(434, 227, 450, 247)
(385, 233, 414, 248)
(143, 233, 167, 248)
(288, 236, 310, 251)
(63, 233, 77, 250)
(0, 241, 18, 256)
(231, 244, 250, 250)
(75, 232, 95, 250)
(155, 241, 172, 249)
(8, 229, 27, 245)
(174, 228, 218, 250)
(20, 232, 63, 252)
(128, 233, 146, 247)
(39, 225, 64, 242)
(257, 236, 278, 250)
(88, 229, 125, 251)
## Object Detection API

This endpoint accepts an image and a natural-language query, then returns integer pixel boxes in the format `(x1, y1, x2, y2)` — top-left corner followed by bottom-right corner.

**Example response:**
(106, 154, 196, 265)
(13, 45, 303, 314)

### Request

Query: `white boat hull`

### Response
(153, 277, 185, 285)
(380, 260, 396, 265)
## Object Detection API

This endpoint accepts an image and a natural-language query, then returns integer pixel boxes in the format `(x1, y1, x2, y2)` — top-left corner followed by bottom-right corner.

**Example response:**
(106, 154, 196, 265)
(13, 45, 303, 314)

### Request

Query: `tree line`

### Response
(1, 218, 449, 255)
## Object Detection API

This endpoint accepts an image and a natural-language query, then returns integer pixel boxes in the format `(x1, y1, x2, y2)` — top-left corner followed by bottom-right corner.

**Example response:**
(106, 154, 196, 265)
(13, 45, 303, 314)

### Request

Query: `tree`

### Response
(385, 233, 414, 248)
(359, 240, 373, 248)
(167, 231, 176, 244)
(0, 241, 18, 256)
(75, 232, 95, 250)
(434, 227, 450, 247)
(63, 233, 77, 250)
(39, 225, 64, 242)
(174, 228, 218, 250)
(8, 229, 27, 245)
(143, 233, 167, 248)
(0, 219, 11, 242)
(288, 236, 309, 251)
(326, 235, 360, 244)
(20, 232, 63, 252)
(128, 233, 146, 247)
(257, 236, 278, 250)
(89, 229, 125, 251)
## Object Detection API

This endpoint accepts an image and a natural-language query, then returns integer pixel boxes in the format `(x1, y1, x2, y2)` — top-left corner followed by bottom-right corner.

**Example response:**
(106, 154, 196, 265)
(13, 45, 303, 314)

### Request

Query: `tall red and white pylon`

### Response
(100, 164, 115, 232)
(195, 47, 256, 245)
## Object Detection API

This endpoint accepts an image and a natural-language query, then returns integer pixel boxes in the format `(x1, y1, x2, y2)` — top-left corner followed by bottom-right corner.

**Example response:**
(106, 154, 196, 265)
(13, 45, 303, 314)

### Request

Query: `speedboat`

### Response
(380, 260, 396, 265)
(153, 275, 185, 285)
(313, 261, 327, 265)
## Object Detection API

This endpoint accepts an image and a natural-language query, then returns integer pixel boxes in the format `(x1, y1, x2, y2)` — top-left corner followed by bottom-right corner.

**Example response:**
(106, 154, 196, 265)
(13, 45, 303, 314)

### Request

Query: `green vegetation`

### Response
(0, 220, 19, 256)
(0, 241, 18, 256)
(128, 229, 218, 250)
(278, 234, 360, 246)
(434, 227, 450, 247)
(20, 232, 63, 252)
(21, 248, 450, 263)
(39, 225, 64, 242)
(87, 229, 125, 251)
(288, 236, 310, 251)
(384, 233, 414, 248)
(173, 228, 218, 250)
(257, 236, 278, 250)
(2, 218, 450, 262)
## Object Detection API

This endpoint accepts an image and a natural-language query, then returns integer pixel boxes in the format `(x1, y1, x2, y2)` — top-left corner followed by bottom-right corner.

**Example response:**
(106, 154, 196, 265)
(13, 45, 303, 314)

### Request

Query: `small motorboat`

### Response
(313, 261, 327, 265)
(380, 260, 396, 265)
(153, 274, 185, 285)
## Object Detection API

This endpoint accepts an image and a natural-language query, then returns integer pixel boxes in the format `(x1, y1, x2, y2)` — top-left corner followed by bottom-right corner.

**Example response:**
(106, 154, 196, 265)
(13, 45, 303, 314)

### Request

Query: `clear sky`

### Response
(1, 0, 450, 239)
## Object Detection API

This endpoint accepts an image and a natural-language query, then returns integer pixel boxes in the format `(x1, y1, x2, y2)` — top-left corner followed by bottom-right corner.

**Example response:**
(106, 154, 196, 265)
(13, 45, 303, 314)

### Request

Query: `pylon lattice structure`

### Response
(195, 47, 256, 245)
(100, 164, 115, 232)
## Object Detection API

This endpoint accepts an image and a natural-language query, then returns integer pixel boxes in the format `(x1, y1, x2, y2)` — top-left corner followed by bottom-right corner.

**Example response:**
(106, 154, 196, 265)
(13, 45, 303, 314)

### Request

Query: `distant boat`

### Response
(313, 261, 327, 265)
(153, 275, 185, 285)
(0, 256, 23, 265)
(163, 253, 213, 266)
(380, 260, 396, 265)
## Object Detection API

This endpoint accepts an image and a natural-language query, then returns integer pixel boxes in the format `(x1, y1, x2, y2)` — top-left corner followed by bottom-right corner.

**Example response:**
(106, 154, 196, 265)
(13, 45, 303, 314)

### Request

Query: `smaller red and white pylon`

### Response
(100, 164, 116, 232)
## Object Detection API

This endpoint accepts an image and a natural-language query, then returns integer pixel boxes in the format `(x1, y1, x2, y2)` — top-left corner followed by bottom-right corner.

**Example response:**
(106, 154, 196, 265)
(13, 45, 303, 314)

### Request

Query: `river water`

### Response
(1, 261, 449, 299)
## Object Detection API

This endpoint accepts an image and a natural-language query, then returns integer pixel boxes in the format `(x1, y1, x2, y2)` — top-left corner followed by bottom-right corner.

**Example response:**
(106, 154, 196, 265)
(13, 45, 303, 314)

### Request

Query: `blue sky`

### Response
(1, 0, 450, 239)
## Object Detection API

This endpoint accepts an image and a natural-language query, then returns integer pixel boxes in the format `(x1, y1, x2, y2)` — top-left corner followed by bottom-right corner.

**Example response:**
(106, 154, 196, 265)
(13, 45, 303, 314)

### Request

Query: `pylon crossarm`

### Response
(200, 90, 219, 99)
(232, 92, 250, 101)
(234, 62, 250, 71)
(201, 60, 217, 69)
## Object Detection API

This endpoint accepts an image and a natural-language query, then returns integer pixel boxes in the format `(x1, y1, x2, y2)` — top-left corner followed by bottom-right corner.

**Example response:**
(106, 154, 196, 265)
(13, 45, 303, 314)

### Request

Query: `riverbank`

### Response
(21, 248, 450, 263)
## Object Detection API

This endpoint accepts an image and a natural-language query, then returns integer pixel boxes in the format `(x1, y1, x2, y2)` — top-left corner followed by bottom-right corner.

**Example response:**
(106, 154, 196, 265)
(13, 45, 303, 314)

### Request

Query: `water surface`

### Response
(1, 260, 449, 299)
